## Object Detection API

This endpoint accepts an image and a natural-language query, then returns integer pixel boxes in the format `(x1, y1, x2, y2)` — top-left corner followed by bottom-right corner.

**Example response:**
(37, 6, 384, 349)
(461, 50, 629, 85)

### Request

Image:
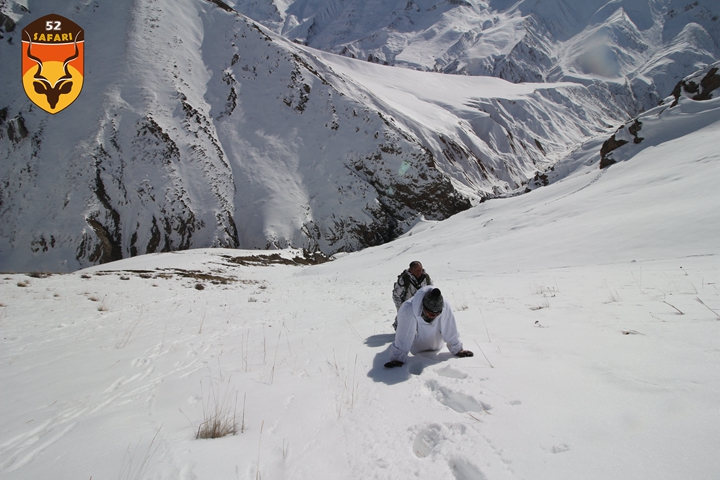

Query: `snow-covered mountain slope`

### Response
(0, 0, 635, 272)
(1, 88, 718, 480)
(239, 0, 720, 113)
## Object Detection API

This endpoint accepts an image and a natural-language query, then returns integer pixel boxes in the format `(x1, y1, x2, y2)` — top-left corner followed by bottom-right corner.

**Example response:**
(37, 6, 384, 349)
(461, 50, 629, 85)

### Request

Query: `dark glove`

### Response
(384, 360, 404, 368)
(456, 350, 474, 358)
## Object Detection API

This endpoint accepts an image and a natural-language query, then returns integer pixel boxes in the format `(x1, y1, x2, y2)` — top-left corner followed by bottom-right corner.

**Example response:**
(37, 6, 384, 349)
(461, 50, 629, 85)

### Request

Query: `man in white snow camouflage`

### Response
(385, 286, 473, 368)
(392, 261, 432, 330)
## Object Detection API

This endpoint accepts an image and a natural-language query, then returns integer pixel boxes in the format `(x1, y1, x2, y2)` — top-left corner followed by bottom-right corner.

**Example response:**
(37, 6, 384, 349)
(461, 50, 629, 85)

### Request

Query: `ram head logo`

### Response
(21, 14, 84, 114)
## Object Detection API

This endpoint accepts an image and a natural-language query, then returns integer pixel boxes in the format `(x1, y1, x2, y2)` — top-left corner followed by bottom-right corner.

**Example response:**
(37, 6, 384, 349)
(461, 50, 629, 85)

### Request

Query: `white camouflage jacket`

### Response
(388, 286, 463, 363)
(392, 269, 432, 310)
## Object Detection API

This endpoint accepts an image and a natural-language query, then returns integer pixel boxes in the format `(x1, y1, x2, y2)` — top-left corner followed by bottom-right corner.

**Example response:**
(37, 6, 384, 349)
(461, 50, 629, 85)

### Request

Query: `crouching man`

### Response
(385, 286, 473, 368)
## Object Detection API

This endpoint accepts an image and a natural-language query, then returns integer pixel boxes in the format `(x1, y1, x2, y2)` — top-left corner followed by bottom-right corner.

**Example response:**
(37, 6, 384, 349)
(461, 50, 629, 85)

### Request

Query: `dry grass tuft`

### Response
(196, 381, 238, 439)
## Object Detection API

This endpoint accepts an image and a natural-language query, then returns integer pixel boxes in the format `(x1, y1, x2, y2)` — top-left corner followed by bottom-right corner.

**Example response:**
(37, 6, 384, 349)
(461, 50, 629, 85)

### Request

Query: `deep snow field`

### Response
(1, 96, 720, 479)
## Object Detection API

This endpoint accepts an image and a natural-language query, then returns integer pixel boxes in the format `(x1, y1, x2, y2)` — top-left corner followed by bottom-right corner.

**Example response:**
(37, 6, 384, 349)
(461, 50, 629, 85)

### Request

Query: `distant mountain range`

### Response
(238, 0, 720, 113)
(0, 0, 718, 271)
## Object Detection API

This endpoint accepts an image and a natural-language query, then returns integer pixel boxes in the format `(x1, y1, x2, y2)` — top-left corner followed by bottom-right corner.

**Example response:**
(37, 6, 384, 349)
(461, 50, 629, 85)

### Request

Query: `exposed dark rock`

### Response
(671, 67, 720, 106)
(204, 0, 234, 13)
(6, 115, 28, 144)
(600, 119, 643, 169)
(84, 218, 123, 264)
(81, 161, 124, 264)
(696, 67, 720, 101)
(600, 134, 627, 169)
(628, 119, 644, 143)
(0, 13, 15, 35)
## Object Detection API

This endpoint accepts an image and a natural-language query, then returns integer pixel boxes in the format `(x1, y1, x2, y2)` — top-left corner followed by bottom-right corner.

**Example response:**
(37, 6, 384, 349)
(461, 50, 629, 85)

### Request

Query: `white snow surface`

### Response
(1, 94, 719, 479)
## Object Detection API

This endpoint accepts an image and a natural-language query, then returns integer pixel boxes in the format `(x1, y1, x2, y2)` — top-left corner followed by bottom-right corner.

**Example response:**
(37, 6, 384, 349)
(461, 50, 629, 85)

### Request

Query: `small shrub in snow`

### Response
(195, 381, 238, 440)
(196, 412, 237, 439)
(530, 299, 550, 310)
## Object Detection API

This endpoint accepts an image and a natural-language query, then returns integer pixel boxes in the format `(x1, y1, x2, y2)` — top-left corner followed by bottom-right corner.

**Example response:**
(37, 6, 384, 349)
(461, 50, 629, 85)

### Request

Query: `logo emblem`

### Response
(21, 14, 84, 114)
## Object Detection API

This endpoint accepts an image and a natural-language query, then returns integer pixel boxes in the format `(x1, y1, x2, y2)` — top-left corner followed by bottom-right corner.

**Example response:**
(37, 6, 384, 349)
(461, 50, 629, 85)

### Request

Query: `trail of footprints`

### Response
(411, 365, 493, 480)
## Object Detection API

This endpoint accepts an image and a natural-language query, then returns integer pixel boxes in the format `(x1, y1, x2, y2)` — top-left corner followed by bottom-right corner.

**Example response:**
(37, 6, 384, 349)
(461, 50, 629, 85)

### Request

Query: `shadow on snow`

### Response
(366, 341, 455, 385)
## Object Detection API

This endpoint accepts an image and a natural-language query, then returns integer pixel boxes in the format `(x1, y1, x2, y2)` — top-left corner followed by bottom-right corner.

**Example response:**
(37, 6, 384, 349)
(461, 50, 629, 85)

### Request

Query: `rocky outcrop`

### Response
(599, 62, 720, 170)
(600, 120, 644, 169)
(671, 66, 720, 106)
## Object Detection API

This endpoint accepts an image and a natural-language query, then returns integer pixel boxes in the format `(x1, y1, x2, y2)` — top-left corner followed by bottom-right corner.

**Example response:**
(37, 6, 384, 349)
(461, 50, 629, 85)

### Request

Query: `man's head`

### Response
(422, 288, 443, 322)
(409, 261, 424, 279)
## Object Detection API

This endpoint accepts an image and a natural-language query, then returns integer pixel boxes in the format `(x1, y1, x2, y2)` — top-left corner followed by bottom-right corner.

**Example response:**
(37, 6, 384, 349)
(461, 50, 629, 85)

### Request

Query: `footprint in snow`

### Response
(449, 457, 488, 480)
(412, 424, 442, 458)
(540, 438, 571, 454)
(550, 443, 570, 454)
(435, 365, 468, 379)
(425, 379, 490, 414)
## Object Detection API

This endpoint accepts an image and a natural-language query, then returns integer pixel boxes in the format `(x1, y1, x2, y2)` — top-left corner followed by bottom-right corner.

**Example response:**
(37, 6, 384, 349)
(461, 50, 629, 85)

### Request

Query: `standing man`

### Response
(385, 286, 473, 368)
(392, 261, 432, 330)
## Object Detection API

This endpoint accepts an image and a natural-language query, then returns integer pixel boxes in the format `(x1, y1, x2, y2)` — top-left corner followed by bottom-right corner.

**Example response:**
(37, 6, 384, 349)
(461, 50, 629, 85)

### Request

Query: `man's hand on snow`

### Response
(456, 350, 474, 358)
(384, 360, 404, 368)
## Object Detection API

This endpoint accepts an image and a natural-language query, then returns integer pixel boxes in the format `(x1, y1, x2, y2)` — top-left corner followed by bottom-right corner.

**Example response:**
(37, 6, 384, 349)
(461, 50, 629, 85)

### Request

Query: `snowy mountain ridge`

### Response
(0, 0, 607, 271)
(239, 0, 720, 114)
(0, 0, 718, 272)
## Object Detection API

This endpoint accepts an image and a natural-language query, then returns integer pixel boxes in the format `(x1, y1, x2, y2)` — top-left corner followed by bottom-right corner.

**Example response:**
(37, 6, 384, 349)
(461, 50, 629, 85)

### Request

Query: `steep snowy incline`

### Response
(0, 82, 718, 480)
(0, 0, 629, 272)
